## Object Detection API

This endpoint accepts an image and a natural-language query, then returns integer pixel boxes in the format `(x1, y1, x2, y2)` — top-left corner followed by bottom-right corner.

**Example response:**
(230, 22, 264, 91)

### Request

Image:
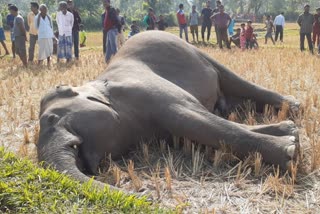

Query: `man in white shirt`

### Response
(35, 4, 54, 67)
(274, 12, 285, 42)
(56, 1, 74, 63)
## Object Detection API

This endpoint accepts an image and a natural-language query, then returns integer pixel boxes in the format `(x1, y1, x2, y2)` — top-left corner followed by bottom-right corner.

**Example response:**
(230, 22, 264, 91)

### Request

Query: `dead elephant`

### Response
(38, 31, 300, 189)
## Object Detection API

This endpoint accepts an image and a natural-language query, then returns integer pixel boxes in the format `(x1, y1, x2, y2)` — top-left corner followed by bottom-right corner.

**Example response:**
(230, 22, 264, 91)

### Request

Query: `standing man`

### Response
(6, 4, 15, 58)
(177, 4, 189, 42)
(273, 12, 285, 42)
(0, 11, 10, 55)
(297, 4, 314, 53)
(212, 0, 222, 44)
(27, 2, 39, 63)
(102, 3, 107, 54)
(265, 15, 275, 45)
(143, 7, 156, 30)
(104, 0, 120, 63)
(201, 1, 213, 42)
(67, 0, 81, 60)
(116, 8, 126, 49)
(35, 4, 54, 67)
(312, 8, 320, 50)
(10, 5, 27, 67)
(210, 5, 231, 49)
(189, 5, 199, 42)
(56, 1, 74, 63)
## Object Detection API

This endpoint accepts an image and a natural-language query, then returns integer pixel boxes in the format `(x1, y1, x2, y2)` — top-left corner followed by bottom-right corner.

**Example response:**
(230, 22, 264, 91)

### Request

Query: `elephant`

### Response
(38, 31, 300, 189)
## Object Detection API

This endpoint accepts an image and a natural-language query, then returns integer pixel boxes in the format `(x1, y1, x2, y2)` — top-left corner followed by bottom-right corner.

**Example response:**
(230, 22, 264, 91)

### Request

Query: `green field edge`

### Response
(0, 147, 171, 214)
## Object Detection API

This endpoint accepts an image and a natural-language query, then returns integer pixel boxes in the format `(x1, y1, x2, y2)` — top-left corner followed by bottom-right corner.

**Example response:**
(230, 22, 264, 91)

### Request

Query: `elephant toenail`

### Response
(287, 145, 296, 158)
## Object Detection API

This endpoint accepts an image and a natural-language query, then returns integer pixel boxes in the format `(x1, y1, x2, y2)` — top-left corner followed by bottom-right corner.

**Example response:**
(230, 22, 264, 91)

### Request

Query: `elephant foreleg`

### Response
(159, 103, 299, 170)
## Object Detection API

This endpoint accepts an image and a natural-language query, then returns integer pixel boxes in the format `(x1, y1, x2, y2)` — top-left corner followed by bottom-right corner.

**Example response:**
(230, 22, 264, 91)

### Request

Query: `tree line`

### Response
(1, 0, 319, 30)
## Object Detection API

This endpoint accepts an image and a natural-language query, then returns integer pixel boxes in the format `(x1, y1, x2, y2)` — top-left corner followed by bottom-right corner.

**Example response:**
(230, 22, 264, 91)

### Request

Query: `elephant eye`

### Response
(47, 114, 59, 125)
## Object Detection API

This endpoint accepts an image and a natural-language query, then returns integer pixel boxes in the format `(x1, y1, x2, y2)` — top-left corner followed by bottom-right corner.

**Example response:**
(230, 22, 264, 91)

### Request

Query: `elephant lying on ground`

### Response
(38, 31, 300, 189)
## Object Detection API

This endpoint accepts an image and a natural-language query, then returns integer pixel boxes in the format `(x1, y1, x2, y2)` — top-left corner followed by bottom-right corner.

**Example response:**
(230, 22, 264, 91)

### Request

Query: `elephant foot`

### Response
(261, 135, 300, 171)
(278, 121, 299, 138)
(283, 95, 301, 114)
(249, 120, 299, 138)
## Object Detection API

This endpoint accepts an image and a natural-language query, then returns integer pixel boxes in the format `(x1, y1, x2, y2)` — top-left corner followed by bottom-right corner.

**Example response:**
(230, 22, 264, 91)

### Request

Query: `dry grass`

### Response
(1, 23, 320, 213)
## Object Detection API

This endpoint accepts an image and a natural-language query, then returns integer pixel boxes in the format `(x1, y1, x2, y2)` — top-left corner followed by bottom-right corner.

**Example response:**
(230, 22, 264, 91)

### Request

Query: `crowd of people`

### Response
(0, 0, 320, 67)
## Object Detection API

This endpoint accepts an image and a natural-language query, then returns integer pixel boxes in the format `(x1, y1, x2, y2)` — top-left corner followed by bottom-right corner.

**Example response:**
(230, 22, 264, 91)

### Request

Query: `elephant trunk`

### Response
(38, 145, 106, 189)
(37, 128, 109, 190)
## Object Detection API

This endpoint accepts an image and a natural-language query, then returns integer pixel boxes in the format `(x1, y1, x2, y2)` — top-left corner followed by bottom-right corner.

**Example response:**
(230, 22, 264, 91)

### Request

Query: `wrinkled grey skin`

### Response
(38, 31, 300, 189)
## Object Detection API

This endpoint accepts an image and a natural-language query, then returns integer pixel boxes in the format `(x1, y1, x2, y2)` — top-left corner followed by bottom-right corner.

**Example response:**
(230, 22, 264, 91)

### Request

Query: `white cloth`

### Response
(38, 38, 53, 60)
(35, 15, 54, 39)
(274, 14, 285, 27)
(56, 11, 74, 36)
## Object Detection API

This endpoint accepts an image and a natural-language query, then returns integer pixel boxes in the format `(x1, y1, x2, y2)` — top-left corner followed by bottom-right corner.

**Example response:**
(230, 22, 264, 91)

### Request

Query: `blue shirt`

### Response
(6, 14, 15, 29)
(228, 19, 235, 36)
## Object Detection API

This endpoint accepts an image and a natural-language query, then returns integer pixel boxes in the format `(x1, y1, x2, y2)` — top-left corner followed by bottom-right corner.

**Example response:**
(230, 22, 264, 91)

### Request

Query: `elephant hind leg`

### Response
(202, 52, 300, 112)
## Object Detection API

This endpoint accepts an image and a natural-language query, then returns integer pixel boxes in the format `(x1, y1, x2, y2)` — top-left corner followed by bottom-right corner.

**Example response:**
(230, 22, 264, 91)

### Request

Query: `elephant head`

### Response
(37, 82, 120, 187)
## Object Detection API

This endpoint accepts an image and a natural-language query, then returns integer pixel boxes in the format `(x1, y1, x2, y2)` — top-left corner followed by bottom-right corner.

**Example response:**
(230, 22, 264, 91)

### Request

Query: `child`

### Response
(79, 24, 87, 48)
(264, 15, 275, 45)
(128, 21, 140, 38)
(189, 5, 199, 42)
(245, 20, 254, 49)
(230, 28, 241, 48)
(240, 23, 246, 50)
(157, 15, 168, 31)
(53, 31, 59, 55)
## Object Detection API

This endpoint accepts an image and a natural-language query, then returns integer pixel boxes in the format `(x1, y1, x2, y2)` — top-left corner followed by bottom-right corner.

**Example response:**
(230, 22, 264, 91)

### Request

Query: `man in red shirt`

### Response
(177, 4, 189, 42)
(313, 8, 320, 48)
(210, 5, 231, 49)
(103, 0, 120, 63)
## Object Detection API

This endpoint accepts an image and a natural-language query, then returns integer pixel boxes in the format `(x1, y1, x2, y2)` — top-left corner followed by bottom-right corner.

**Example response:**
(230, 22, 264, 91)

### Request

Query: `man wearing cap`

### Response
(27, 2, 39, 63)
(35, 4, 54, 67)
(273, 12, 285, 42)
(313, 8, 320, 51)
(67, 0, 82, 60)
(297, 4, 314, 53)
(56, 1, 74, 63)
(103, 0, 120, 63)
(211, 5, 231, 49)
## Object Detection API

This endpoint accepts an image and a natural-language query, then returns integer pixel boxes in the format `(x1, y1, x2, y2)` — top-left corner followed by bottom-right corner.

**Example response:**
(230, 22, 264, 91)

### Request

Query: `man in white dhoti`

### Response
(35, 4, 54, 67)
